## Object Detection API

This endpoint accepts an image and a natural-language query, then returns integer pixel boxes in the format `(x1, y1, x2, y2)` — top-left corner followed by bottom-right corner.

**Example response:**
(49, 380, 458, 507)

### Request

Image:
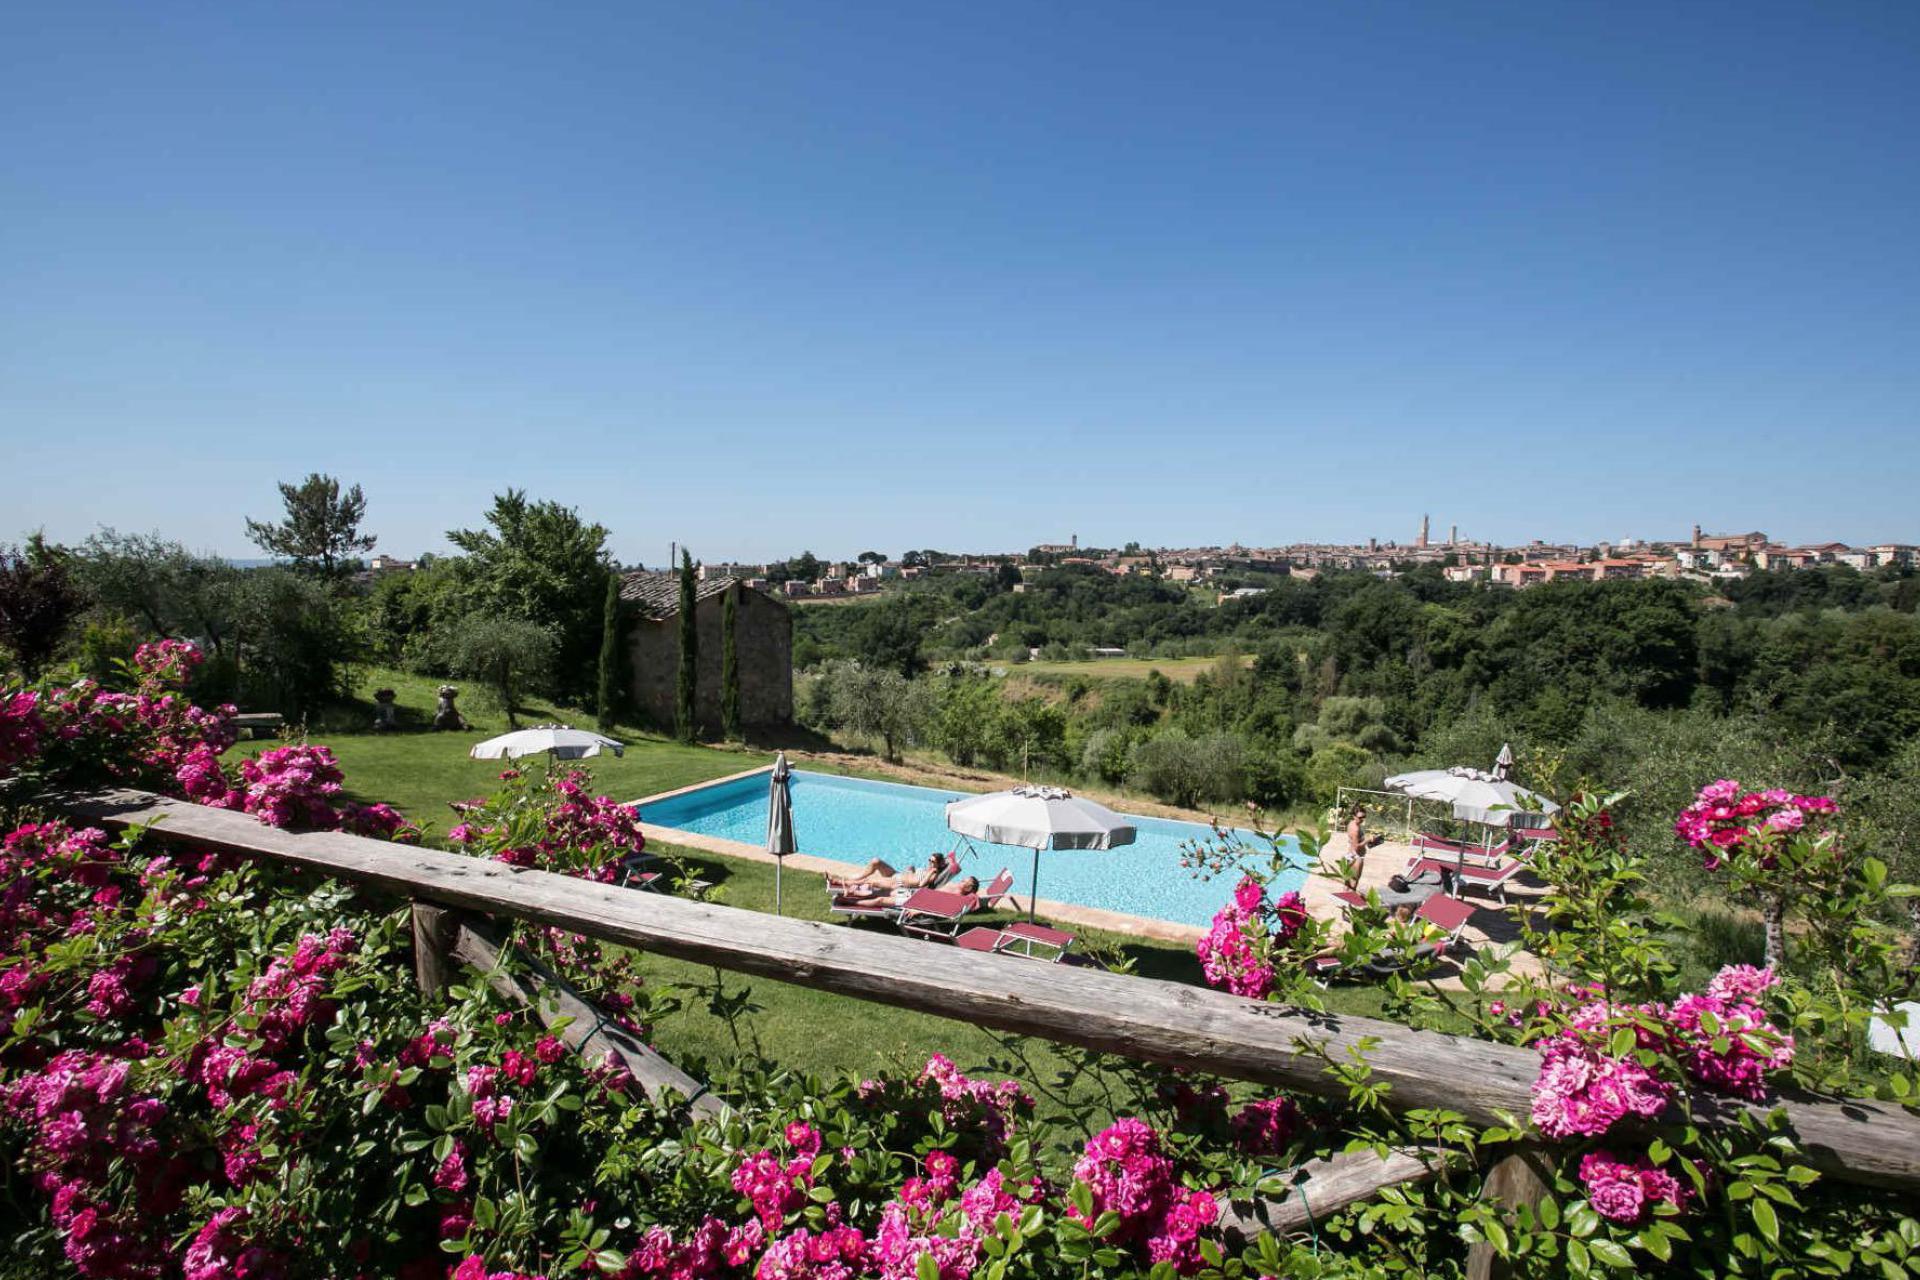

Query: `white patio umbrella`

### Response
(469, 725, 626, 761)
(944, 785, 1136, 921)
(767, 754, 798, 916)
(1382, 765, 1558, 829)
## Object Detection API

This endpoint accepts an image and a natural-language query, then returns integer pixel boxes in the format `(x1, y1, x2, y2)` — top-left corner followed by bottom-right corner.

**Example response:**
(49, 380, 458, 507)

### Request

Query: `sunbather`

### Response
(831, 852, 951, 901)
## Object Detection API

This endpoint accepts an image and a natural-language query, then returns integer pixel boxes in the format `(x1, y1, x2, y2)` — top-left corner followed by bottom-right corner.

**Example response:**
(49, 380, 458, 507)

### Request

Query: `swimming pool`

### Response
(639, 770, 1305, 930)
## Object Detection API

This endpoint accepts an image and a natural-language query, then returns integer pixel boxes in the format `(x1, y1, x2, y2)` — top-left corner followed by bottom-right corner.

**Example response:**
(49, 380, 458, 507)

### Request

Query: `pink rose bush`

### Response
(445, 768, 645, 880)
(1576, 1151, 1693, 1226)
(1529, 965, 1794, 1140)
(1195, 875, 1307, 999)
(6, 645, 419, 843)
(31, 642, 238, 794)
(1675, 778, 1837, 871)
(11, 724, 1334, 1280)
(0, 688, 41, 777)
(1070, 1118, 1221, 1274)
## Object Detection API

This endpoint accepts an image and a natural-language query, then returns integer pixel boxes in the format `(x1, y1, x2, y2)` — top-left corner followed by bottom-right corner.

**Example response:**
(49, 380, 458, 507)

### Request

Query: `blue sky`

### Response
(4, 2, 1916, 564)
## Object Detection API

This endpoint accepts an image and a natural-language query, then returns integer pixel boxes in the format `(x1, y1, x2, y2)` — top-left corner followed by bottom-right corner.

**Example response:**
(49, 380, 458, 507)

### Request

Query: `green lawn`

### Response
(246, 670, 1407, 1120)
(1010, 655, 1252, 684)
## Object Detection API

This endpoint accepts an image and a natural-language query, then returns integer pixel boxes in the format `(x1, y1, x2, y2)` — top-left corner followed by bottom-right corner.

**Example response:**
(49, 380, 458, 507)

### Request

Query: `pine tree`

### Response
(596, 572, 621, 731)
(244, 473, 376, 578)
(720, 585, 741, 741)
(675, 550, 698, 742)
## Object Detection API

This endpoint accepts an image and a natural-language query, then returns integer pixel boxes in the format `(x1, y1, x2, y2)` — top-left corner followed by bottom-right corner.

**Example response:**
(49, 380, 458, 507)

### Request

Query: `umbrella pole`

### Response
(775, 857, 783, 916)
(1029, 846, 1039, 923)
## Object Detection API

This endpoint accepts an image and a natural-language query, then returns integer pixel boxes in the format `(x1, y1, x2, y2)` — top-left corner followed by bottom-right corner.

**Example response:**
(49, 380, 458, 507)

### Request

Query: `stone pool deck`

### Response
(1304, 835, 1549, 986)
(632, 773, 1550, 973)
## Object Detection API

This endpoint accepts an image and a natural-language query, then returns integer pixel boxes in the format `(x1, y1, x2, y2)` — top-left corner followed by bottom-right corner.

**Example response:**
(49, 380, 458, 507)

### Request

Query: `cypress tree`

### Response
(675, 549, 698, 742)
(720, 585, 741, 741)
(595, 571, 621, 731)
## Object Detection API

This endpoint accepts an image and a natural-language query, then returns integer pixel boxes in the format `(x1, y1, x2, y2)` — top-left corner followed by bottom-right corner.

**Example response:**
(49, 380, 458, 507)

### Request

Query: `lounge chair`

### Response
(1410, 832, 1513, 868)
(956, 919, 1075, 961)
(826, 852, 964, 921)
(617, 852, 712, 896)
(1404, 846, 1534, 905)
(896, 869, 1017, 940)
(1308, 894, 1478, 982)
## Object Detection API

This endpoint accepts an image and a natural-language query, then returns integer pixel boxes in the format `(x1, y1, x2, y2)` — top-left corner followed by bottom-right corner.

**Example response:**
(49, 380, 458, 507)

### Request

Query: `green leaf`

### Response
(1751, 1198, 1779, 1246)
(1589, 1238, 1632, 1268)
(917, 1251, 941, 1280)
(1567, 1238, 1592, 1276)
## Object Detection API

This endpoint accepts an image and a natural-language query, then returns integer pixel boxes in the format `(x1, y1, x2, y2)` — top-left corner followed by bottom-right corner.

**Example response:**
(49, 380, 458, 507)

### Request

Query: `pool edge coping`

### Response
(630, 771, 1204, 944)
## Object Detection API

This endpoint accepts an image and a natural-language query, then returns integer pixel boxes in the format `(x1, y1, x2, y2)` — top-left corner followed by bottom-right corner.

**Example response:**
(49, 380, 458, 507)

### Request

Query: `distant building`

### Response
(1695, 529, 1769, 554)
(367, 555, 418, 574)
(619, 572, 791, 734)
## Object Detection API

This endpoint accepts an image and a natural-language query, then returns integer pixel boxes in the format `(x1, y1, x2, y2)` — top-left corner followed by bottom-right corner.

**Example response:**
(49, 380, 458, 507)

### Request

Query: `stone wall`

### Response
(626, 583, 792, 734)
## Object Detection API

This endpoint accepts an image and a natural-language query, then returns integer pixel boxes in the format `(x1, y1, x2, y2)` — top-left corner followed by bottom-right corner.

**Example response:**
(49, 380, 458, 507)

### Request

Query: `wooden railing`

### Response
(60, 789, 1920, 1213)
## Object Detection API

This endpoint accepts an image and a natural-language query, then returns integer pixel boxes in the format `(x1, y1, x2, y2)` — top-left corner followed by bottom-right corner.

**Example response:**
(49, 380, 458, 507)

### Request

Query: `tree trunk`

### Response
(1764, 896, 1788, 970)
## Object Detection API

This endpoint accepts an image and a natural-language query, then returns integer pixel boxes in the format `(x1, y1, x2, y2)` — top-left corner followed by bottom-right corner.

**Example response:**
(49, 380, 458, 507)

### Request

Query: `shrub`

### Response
(1079, 726, 1138, 785)
(1301, 741, 1372, 806)
(450, 613, 558, 729)
(1127, 730, 1246, 808)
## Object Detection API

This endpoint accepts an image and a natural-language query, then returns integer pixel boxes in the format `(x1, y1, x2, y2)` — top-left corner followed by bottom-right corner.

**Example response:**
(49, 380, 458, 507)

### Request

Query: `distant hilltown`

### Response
(359, 517, 1918, 601)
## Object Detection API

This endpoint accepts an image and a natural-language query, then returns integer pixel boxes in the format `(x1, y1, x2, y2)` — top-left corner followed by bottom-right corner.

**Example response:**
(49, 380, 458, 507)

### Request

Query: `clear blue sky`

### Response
(4, 2, 1916, 564)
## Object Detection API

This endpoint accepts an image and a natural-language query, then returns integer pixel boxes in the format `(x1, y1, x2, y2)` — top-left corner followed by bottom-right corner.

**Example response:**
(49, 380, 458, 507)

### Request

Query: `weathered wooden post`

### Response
(411, 902, 460, 997)
(1465, 1145, 1554, 1280)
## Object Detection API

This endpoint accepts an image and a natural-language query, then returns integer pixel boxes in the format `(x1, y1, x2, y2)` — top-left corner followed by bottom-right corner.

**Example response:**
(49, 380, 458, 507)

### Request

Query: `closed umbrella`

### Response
(1493, 743, 1516, 781)
(469, 725, 626, 761)
(767, 754, 797, 915)
(944, 785, 1136, 921)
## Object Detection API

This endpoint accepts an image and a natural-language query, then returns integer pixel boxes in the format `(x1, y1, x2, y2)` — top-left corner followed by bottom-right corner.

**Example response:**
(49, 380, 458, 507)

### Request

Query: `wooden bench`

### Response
(230, 712, 284, 740)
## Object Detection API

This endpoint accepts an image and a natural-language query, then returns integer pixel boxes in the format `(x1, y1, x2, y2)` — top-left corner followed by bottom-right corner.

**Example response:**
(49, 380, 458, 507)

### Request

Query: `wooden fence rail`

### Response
(63, 788, 1920, 1195)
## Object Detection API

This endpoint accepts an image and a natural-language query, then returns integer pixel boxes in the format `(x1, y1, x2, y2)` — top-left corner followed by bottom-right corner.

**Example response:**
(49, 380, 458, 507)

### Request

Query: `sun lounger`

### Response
(828, 885, 911, 921)
(1410, 832, 1514, 868)
(617, 853, 712, 895)
(1404, 848, 1532, 905)
(897, 869, 1016, 940)
(826, 851, 965, 919)
(956, 919, 1076, 961)
(1309, 894, 1478, 982)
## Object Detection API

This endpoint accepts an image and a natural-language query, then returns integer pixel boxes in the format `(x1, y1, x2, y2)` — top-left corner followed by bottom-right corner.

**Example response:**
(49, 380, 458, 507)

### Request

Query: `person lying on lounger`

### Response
(831, 852, 951, 900)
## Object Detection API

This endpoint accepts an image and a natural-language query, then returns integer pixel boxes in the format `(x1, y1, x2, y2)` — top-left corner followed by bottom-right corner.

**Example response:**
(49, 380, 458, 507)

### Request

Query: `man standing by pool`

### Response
(1346, 805, 1383, 884)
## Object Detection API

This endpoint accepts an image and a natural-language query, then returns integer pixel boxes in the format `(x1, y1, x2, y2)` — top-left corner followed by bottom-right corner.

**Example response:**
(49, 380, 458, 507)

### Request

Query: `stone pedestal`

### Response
(433, 685, 468, 731)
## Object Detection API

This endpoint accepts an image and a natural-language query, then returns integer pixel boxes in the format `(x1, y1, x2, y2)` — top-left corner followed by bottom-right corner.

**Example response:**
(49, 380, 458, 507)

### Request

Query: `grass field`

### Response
(239, 673, 1409, 1115)
(1009, 655, 1252, 683)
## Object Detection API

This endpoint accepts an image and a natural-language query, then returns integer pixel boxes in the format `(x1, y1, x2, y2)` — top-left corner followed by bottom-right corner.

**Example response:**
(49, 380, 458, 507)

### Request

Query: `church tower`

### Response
(1418, 514, 1430, 548)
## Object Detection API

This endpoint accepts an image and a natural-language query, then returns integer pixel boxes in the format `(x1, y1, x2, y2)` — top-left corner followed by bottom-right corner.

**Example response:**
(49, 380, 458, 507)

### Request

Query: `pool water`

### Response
(639, 770, 1305, 930)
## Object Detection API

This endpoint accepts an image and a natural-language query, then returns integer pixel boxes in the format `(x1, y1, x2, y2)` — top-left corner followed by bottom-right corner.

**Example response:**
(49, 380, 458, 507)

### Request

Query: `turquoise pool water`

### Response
(640, 770, 1305, 930)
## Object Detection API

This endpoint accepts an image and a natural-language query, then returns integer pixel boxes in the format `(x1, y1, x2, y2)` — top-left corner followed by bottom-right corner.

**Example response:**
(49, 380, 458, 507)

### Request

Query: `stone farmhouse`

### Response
(619, 572, 792, 734)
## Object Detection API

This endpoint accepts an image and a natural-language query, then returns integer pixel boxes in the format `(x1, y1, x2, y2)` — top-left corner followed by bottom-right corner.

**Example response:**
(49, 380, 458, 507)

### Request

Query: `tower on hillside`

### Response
(1692, 524, 1702, 547)
(1449, 523, 1458, 547)
(1071, 533, 1078, 550)
(1418, 514, 1430, 548)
